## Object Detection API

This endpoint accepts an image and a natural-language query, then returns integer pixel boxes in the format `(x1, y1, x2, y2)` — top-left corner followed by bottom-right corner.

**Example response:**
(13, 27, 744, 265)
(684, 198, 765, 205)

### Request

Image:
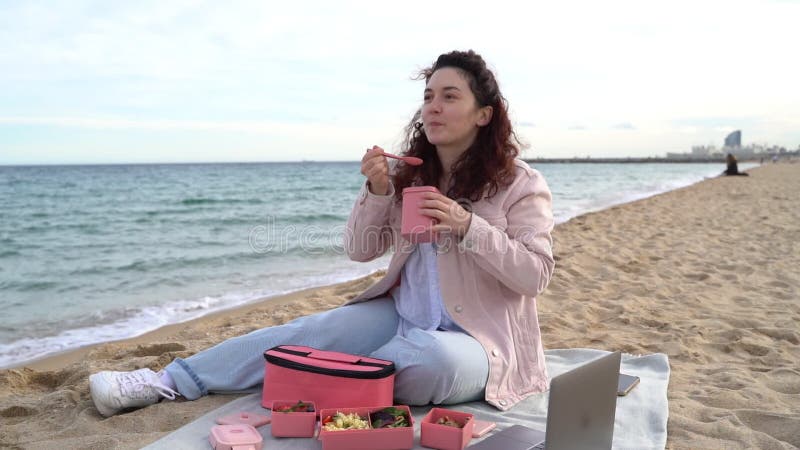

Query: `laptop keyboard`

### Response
(532, 442, 546, 449)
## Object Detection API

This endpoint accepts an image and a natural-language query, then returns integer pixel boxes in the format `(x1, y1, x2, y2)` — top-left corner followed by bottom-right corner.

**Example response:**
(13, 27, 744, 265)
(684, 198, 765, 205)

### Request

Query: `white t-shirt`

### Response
(390, 242, 466, 336)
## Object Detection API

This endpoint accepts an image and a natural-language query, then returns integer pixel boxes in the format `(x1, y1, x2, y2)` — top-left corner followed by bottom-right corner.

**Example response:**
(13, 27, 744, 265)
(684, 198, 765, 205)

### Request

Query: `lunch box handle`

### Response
(307, 350, 361, 364)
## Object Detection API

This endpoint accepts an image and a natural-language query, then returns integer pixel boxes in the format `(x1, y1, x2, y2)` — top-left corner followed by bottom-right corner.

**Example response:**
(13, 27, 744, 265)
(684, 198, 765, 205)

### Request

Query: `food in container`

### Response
(270, 400, 318, 438)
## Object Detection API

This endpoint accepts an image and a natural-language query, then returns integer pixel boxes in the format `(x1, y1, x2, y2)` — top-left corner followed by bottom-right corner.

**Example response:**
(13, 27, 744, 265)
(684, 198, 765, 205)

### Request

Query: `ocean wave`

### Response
(284, 213, 347, 223)
(62, 252, 255, 277)
(169, 216, 264, 227)
(18, 222, 102, 234)
(55, 284, 84, 293)
(0, 250, 21, 258)
(144, 207, 210, 216)
(164, 213, 347, 228)
(52, 235, 347, 276)
(0, 300, 219, 368)
(179, 197, 265, 206)
(29, 192, 75, 200)
(305, 185, 336, 191)
(107, 251, 266, 274)
(0, 280, 59, 292)
(0, 262, 390, 369)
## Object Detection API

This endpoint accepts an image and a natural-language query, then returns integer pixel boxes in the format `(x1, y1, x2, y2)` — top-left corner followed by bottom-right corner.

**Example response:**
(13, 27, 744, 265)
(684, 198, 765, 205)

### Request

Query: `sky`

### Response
(1, 0, 798, 165)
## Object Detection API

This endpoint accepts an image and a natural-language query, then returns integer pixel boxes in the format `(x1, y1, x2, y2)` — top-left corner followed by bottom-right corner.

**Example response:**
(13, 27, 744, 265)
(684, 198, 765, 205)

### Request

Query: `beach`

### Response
(1, 162, 798, 449)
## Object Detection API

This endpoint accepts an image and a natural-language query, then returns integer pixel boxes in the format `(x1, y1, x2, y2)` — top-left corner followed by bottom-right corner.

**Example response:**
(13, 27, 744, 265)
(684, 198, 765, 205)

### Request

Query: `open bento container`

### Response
(318, 405, 414, 450)
(209, 424, 263, 450)
(270, 400, 317, 438)
(420, 407, 475, 450)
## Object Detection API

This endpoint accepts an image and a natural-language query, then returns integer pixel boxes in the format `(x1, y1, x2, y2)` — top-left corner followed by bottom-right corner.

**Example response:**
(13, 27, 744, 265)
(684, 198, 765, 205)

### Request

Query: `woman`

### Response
(89, 50, 555, 417)
(723, 153, 749, 176)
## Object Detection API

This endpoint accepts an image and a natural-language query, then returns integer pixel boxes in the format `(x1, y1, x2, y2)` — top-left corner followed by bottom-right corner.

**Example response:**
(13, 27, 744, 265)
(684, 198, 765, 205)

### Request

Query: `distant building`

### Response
(666, 152, 690, 160)
(724, 130, 742, 148)
(691, 146, 710, 157)
(669, 130, 794, 161)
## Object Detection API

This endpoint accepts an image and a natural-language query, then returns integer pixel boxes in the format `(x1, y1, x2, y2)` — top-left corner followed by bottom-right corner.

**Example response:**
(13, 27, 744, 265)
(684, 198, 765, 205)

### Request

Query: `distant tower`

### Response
(724, 130, 741, 148)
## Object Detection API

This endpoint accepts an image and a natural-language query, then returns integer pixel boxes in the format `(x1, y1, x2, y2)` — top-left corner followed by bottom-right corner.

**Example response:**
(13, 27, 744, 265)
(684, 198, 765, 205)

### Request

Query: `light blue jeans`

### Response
(164, 297, 489, 405)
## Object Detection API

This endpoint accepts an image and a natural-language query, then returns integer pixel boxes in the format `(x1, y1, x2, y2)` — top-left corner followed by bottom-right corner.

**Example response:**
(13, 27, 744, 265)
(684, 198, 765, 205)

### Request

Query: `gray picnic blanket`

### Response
(143, 348, 669, 450)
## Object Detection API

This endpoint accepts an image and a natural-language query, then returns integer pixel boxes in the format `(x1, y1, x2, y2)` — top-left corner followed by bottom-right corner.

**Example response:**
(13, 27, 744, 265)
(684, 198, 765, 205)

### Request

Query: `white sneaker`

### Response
(89, 368, 179, 417)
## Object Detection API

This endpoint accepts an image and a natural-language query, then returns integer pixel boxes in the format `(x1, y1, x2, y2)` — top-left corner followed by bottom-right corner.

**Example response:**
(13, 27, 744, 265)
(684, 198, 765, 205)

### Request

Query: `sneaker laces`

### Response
(117, 370, 179, 400)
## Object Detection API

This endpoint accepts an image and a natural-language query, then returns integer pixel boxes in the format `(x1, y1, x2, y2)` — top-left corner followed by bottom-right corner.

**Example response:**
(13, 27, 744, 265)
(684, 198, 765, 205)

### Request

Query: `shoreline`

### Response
(3, 162, 744, 371)
(14, 271, 387, 372)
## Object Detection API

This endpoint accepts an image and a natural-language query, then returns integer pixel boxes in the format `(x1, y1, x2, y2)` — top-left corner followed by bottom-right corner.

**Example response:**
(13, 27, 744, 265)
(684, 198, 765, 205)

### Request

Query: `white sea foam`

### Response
(0, 257, 390, 368)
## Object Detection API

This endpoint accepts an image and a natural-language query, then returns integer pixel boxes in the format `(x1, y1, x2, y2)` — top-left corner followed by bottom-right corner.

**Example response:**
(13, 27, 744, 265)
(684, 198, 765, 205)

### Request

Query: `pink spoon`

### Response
(379, 151, 423, 166)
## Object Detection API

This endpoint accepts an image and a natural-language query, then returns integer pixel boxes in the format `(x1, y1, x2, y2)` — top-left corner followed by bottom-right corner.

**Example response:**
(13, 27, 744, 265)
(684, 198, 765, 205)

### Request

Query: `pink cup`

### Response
(401, 186, 440, 243)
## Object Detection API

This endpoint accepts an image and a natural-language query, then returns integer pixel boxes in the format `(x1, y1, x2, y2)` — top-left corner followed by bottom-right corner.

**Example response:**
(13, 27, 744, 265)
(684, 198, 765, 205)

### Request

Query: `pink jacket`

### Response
(344, 159, 555, 410)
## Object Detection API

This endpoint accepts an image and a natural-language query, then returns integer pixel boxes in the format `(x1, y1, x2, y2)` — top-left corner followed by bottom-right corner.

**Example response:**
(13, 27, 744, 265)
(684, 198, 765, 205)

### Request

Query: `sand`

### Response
(1, 162, 798, 449)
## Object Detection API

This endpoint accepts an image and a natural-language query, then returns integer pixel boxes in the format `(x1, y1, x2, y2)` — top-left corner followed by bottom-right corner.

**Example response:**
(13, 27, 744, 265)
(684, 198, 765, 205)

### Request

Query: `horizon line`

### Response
(2, 155, 761, 167)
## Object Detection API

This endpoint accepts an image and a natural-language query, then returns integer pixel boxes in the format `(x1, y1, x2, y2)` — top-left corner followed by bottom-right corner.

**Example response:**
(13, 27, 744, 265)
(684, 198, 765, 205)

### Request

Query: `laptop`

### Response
(469, 351, 621, 450)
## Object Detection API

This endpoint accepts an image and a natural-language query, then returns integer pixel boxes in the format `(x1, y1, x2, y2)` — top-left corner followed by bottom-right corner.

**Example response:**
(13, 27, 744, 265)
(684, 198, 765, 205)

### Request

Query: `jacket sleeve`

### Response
(456, 171, 555, 297)
(344, 181, 396, 262)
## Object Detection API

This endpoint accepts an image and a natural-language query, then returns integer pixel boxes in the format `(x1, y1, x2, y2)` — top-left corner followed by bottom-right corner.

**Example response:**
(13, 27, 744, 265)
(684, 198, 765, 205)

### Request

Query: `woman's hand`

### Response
(419, 191, 473, 238)
(360, 145, 390, 195)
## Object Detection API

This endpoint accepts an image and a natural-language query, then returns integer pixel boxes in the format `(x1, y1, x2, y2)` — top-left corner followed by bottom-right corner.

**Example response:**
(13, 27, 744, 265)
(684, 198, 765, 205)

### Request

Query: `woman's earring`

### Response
(414, 122, 423, 131)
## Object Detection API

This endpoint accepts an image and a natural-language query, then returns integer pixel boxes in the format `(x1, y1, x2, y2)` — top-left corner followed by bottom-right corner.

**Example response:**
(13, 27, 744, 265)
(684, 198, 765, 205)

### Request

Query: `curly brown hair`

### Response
(392, 50, 521, 203)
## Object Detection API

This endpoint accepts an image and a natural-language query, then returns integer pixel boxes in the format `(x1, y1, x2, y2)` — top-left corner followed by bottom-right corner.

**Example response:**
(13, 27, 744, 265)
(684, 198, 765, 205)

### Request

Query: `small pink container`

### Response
(270, 400, 317, 438)
(420, 408, 475, 450)
(209, 424, 263, 450)
(318, 406, 414, 450)
(401, 186, 440, 243)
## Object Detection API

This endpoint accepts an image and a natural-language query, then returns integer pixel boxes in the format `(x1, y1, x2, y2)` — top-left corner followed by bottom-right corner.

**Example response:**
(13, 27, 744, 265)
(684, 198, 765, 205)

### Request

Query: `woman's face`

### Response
(421, 67, 491, 152)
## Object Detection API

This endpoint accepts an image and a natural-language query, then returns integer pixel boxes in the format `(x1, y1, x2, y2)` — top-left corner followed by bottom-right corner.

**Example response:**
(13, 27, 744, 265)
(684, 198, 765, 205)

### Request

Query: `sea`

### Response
(0, 161, 756, 368)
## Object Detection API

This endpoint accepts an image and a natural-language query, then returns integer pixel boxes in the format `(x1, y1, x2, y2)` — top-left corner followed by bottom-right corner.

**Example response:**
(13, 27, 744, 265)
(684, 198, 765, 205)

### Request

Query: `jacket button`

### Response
(454, 305, 463, 313)
(491, 349, 499, 357)
(499, 400, 507, 406)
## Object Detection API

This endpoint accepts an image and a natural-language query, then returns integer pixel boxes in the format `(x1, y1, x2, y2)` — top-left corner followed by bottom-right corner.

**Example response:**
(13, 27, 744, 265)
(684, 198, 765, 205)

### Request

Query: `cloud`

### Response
(611, 122, 636, 130)
(568, 124, 587, 131)
(712, 126, 738, 134)
(670, 116, 760, 129)
(0, 116, 325, 133)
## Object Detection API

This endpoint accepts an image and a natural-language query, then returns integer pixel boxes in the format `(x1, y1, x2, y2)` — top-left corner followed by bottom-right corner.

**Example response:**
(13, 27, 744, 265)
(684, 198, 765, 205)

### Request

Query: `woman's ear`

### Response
(476, 106, 493, 127)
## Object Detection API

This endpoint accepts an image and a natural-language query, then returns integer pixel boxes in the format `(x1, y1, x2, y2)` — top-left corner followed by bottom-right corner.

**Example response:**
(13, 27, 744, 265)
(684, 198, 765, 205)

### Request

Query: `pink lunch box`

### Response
(262, 345, 395, 412)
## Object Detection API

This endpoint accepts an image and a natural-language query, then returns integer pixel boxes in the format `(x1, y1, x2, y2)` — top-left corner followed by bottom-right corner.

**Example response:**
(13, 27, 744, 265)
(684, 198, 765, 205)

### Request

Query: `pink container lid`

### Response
(209, 424, 263, 450)
(402, 186, 440, 194)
